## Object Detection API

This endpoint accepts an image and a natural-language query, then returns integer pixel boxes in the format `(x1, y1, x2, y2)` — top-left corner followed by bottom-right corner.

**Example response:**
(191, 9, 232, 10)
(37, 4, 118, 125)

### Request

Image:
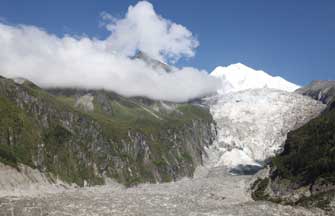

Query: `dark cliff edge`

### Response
(296, 80, 335, 105)
(251, 80, 335, 213)
(0, 76, 216, 187)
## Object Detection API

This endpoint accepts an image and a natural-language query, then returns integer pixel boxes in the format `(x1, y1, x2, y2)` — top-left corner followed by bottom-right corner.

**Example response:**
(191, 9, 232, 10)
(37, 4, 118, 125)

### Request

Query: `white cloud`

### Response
(102, 1, 199, 63)
(0, 1, 220, 102)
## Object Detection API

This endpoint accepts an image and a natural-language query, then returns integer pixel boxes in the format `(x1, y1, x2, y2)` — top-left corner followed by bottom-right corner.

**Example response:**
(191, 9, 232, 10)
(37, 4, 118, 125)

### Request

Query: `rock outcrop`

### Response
(296, 80, 335, 105)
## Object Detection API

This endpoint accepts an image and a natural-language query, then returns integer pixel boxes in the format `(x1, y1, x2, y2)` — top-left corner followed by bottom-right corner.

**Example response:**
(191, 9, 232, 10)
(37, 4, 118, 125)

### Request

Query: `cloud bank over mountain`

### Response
(0, 1, 220, 102)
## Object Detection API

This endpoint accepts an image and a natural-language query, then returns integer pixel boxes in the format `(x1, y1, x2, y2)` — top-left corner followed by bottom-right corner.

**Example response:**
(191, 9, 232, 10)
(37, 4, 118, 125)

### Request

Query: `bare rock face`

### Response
(134, 51, 172, 73)
(296, 80, 335, 104)
(75, 94, 94, 112)
(203, 88, 325, 173)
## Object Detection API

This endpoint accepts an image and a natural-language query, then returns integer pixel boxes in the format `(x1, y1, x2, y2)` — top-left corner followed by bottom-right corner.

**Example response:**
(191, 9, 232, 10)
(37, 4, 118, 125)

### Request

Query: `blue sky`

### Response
(0, 0, 334, 85)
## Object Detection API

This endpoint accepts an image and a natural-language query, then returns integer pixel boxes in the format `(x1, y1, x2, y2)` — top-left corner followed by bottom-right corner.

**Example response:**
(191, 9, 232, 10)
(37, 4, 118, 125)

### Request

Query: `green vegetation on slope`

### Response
(0, 96, 40, 168)
(0, 78, 214, 187)
(272, 106, 335, 185)
(252, 94, 335, 211)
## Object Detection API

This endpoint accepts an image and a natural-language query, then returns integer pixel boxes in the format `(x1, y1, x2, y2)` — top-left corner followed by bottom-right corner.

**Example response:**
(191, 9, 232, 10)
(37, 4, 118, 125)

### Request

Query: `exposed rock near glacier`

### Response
(204, 88, 325, 171)
(211, 63, 300, 93)
(296, 80, 335, 104)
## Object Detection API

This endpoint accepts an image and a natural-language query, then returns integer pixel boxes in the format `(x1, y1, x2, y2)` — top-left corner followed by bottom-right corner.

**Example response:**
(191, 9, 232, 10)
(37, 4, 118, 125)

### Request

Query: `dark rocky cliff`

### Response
(295, 80, 335, 105)
(0, 76, 216, 187)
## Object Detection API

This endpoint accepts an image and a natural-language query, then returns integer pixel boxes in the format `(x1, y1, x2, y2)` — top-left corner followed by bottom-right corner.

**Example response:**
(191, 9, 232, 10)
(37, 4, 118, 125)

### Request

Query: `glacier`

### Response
(204, 63, 325, 172)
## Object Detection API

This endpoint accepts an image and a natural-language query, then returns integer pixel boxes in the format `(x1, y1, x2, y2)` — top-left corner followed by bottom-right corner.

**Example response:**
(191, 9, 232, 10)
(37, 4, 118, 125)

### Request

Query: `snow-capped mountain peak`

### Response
(211, 63, 300, 93)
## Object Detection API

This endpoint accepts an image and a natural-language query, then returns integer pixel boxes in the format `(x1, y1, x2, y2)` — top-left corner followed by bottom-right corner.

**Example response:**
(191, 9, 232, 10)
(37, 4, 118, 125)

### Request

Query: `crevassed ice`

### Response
(205, 64, 324, 170)
(204, 89, 324, 169)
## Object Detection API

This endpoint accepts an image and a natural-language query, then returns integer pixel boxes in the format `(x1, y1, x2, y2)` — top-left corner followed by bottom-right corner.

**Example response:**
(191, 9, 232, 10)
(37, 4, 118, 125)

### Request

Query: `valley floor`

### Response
(0, 167, 324, 216)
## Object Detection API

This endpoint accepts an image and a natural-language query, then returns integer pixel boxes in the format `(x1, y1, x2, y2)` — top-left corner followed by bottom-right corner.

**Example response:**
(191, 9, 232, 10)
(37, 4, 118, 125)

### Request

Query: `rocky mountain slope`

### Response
(296, 80, 335, 104)
(134, 51, 172, 73)
(0, 75, 216, 187)
(251, 80, 335, 213)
